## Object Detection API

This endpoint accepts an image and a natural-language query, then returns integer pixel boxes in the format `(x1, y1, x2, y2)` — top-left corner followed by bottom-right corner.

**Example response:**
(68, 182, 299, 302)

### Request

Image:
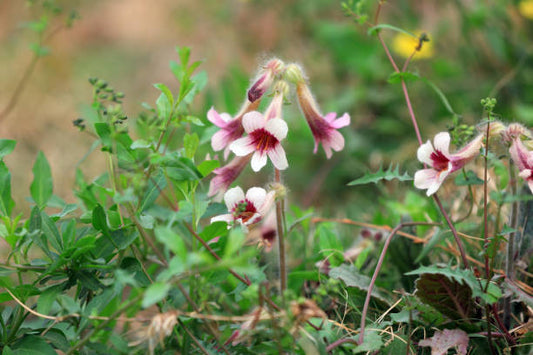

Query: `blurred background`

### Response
(1, 0, 533, 221)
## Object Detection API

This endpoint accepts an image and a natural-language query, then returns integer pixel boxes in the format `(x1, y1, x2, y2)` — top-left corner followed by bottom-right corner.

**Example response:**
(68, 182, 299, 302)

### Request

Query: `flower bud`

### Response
(284, 63, 306, 84)
(247, 58, 285, 103)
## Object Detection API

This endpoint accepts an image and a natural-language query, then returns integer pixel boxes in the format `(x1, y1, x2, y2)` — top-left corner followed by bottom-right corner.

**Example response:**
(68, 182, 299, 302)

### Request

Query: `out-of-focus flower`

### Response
(211, 186, 275, 229)
(509, 138, 533, 193)
(129, 310, 178, 355)
(247, 58, 285, 103)
(502, 123, 531, 143)
(208, 154, 252, 200)
(296, 82, 350, 159)
(519, 1, 533, 20)
(414, 132, 483, 196)
(392, 31, 434, 60)
(230, 111, 288, 172)
(208, 99, 260, 159)
(263, 82, 287, 120)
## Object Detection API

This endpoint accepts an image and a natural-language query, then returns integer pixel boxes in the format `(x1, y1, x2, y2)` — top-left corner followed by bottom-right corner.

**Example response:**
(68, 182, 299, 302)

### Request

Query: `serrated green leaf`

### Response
(30, 151, 53, 208)
(41, 212, 62, 252)
(348, 164, 412, 186)
(0, 139, 16, 159)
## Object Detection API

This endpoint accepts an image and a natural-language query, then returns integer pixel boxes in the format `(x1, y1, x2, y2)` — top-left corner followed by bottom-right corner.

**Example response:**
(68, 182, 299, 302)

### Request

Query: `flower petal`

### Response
(267, 144, 288, 170)
(331, 113, 350, 128)
(246, 187, 267, 209)
(242, 111, 265, 133)
(414, 169, 438, 190)
(265, 118, 288, 141)
(224, 186, 245, 210)
(210, 214, 233, 224)
(207, 108, 228, 127)
(251, 152, 268, 172)
(452, 134, 483, 161)
(230, 137, 255, 156)
(211, 130, 229, 151)
(417, 140, 435, 166)
(328, 129, 345, 152)
(510, 138, 530, 172)
(433, 132, 451, 157)
(258, 191, 276, 216)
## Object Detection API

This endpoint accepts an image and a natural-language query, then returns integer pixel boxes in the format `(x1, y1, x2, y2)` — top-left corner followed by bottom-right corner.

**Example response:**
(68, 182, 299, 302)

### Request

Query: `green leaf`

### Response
(348, 164, 412, 186)
(406, 265, 502, 317)
(30, 151, 53, 208)
(37, 284, 63, 315)
(197, 160, 219, 177)
(29, 43, 50, 57)
(0, 162, 14, 216)
(354, 331, 383, 353)
(165, 157, 203, 181)
(329, 264, 391, 305)
(94, 123, 112, 149)
(177, 46, 191, 66)
(139, 169, 167, 212)
(420, 77, 458, 116)
(156, 92, 172, 120)
(387, 71, 419, 84)
(367, 24, 416, 37)
(142, 282, 171, 308)
(92, 204, 110, 237)
(41, 212, 62, 252)
(155, 226, 186, 259)
(0, 139, 16, 159)
(454, 170, 484, 186)
(184, 133, 199, 159)
(11, 335, 56, 355)
(154, 83, 174, 107)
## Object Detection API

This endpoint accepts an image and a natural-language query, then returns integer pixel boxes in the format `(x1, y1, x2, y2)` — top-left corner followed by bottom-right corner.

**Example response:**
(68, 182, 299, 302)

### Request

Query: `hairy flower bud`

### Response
(247, 58, 285, 103)
(284, 63, 306, 84)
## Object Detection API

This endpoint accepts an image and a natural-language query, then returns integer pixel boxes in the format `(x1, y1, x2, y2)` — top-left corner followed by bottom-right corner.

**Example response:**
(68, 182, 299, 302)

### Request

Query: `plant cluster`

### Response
(0, 1, 532, 354)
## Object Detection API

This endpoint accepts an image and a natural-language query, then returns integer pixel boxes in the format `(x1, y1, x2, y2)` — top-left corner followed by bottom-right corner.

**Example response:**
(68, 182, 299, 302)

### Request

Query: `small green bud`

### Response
(284, 63, 306, 84)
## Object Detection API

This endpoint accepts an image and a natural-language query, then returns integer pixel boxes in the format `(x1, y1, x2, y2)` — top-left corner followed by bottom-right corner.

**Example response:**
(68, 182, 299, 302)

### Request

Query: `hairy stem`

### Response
(275, 169, 287, 294)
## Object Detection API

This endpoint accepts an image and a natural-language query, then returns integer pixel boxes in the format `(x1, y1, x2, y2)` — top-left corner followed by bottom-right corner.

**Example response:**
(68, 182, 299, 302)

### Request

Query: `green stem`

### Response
(275, 169, 287, 294)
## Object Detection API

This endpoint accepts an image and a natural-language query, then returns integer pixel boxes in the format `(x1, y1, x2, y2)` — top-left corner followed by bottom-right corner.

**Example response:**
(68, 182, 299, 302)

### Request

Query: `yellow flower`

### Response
(391, 31, 434, 60)
(519, 1, 533, 20)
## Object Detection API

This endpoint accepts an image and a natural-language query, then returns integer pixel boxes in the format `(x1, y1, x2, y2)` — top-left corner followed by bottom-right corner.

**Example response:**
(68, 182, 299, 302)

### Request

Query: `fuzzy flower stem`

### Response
(374, 7, 468, 268)
(433, 195, 469, 268)
(504, 164, 518, 329)
(275, 169, 287, 295)
(358, 221, 439, 346)
(483, 122, 491, 282)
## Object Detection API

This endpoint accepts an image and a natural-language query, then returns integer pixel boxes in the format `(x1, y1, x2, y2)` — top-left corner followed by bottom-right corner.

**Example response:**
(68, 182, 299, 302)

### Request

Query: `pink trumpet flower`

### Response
(296, 82, 350, 158)
(509, 138, 533, 193)
(208, 99, 260, 160)
(210, 186, 275, 229)
(414, 132, 484, 196)
(208, 154, 252, 200)
(229, 111, 288, 172)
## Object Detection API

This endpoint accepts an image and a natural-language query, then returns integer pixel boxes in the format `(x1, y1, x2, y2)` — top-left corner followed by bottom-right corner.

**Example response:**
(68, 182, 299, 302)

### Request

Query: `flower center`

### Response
(430, 150, 450, 172)
(225, 119, 245, 140)
(250, 128, 279, 153)
(232, 199, 258, 223)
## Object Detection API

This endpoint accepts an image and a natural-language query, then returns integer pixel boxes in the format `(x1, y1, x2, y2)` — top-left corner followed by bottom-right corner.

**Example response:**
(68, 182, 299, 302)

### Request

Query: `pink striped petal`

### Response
(267, 144, 288, 170)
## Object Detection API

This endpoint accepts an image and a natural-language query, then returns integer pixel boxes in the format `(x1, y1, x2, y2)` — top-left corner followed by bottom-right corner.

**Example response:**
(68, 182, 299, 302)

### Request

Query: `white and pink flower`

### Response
(509, 138, 533, 193)
(296, 82, 350, 159)
(210, 186, 275, 229)
(229, 111, 288, 172)
(414, 132, 483, 196)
